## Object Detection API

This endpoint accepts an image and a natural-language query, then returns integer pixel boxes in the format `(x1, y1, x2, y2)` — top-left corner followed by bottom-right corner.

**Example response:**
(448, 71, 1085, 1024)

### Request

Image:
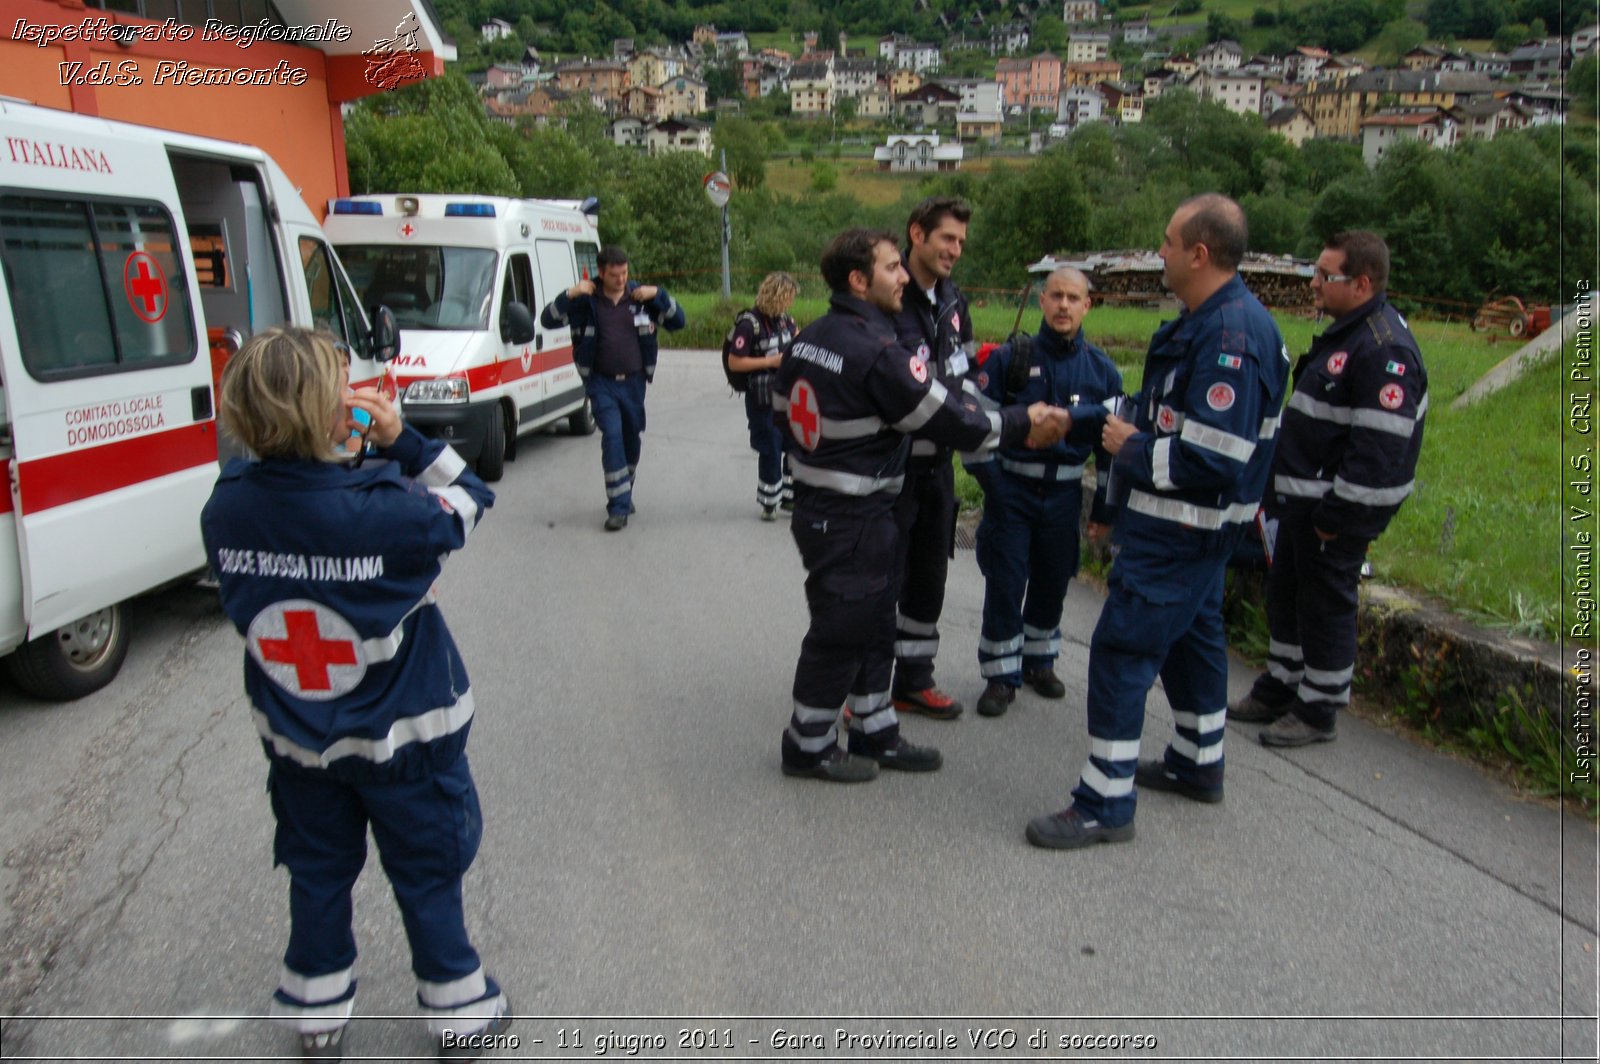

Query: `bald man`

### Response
(965, 268, 1122, 719)
(1027, 195, 1289, 850)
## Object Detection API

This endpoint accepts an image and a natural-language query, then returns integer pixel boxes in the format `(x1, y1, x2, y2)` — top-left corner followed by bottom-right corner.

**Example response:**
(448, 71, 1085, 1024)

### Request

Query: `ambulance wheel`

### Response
(568, 396, 596, 436)
(6, 605, 129, 702)
(476, 407, 507, 482)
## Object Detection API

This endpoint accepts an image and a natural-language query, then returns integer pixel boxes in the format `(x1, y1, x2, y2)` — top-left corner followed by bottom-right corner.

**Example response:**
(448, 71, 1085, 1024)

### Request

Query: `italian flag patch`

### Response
(1386, 360, 1406, 376)
(1218, 354, 1242, 369)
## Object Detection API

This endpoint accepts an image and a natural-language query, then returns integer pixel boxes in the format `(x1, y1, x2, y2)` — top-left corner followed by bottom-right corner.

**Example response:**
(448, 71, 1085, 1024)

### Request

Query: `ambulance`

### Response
(324, 194, 601, 480)
(0, 98, 396, 700)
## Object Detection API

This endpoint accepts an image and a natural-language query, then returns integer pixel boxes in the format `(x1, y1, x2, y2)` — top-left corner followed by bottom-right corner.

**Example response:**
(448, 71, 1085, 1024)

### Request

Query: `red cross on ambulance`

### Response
(123, 251, 168, 323)
(247, 599, 367, 700)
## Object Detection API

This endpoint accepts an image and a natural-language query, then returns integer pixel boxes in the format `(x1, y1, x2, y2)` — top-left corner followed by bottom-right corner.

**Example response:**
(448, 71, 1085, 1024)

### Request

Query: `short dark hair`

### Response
(1326, 230, 1390, 294)
(905, 195, 971, 247)
(597, 245, 629, 269)
(1177, 193, 1248, 272)
(821, 228, 897, 294)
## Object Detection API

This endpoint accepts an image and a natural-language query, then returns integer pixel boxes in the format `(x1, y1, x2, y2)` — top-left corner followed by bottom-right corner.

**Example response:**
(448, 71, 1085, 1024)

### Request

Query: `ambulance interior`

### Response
(337, 245, 498, 332)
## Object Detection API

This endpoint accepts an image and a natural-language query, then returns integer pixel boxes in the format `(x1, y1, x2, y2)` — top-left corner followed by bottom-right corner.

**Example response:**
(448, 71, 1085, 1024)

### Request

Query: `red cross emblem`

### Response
(1327, 351, 1348, 375)
(1206, 383, 1236, 412)
(909, 356, 928, 384)
(1378, 382, 1405, 410)
(247, 600, 366, 700)
(788, 379, 822, 451)
(123, 252, 168, 323)
(1157, 405, 1177, 432)
(398, 222, 416, 239)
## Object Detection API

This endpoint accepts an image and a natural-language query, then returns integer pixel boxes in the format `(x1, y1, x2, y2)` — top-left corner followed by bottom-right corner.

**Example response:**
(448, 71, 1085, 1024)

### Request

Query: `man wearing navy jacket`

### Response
(1028, 195, 1290, 850)
(1228, 230, 1427, 747)
(541, 245, 685, 531)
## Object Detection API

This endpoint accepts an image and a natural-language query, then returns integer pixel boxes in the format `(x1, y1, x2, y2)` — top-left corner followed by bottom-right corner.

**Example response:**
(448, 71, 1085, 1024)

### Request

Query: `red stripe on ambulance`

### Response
(18, 422, 218, 513)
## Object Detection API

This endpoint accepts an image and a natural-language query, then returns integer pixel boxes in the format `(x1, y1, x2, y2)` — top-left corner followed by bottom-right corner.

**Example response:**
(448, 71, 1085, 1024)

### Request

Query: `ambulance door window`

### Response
(297, 237, 370, 360)
(501, 253, 534, 309)
(575, 242, 599, 283)
(0, 194, 196, 380)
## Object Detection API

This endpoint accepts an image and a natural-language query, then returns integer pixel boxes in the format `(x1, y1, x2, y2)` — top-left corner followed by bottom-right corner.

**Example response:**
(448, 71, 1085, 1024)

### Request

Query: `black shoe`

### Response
(604, 513, 628, 532)
(438, 996, 513, 1063)
(781, 745, 879, 782)
(1023, 667, 1066, 699)
(300, 1027, 344, 1061)
(850, 733, 942, 772)
(891, 686, 963, 720)
(1025, 806, 1135, 850)
(1227, 693, 1287, 723)
(780, 498, 795, 512)
(1134, 759, 1223, 804)
(976, 681, 1016, 718)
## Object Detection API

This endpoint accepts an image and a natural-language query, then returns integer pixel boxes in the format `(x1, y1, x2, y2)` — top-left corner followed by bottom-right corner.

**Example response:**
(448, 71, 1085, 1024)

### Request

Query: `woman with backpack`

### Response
(724, 271, 799, 520)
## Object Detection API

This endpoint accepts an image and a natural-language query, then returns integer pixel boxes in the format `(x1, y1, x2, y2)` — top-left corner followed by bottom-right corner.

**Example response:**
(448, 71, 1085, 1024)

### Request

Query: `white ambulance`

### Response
(324, 194, 601, 480)
(0, 98, 396, 700)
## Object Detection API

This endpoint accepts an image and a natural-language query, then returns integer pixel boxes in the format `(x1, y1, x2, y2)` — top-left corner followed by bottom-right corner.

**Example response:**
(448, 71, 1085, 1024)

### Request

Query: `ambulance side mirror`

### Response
(368, 304, 400, 363)
(501, 301, 535, 345)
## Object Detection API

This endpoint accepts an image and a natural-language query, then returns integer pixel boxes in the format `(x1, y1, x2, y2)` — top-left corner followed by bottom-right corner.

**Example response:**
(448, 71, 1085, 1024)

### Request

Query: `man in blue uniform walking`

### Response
(541, 246, 685, 531)
(1027, 194, 1289, 849)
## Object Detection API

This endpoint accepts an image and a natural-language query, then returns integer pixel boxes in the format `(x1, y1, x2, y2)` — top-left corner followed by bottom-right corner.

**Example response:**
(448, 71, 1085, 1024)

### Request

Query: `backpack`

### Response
(721, 310, 761, 394)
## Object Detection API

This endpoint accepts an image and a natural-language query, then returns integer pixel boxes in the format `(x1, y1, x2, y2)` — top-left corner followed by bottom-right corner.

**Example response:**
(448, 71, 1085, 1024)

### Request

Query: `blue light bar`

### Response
(331, 199, 383, 215)
(444, 203, 496, 217)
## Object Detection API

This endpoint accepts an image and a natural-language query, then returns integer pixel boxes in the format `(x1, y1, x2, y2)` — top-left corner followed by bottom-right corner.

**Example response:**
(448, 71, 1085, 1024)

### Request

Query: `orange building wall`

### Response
(0, 0, 442, 222)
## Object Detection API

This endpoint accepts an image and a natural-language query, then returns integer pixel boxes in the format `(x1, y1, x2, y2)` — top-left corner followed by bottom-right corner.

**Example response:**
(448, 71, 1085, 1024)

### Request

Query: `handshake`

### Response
(1024, 403, 1071, 450)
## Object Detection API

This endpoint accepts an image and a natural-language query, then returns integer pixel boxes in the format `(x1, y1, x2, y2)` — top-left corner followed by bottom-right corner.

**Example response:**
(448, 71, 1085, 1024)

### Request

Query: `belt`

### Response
(602, 371, 638, 381)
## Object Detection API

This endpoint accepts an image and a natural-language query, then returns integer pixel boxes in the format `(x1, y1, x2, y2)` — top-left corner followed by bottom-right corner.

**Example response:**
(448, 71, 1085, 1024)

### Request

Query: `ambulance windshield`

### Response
(336, 245, 497, 331)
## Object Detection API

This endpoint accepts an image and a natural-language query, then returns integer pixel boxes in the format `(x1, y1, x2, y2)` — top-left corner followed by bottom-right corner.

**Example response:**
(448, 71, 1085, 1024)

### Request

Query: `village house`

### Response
(874, 133, 964, 171)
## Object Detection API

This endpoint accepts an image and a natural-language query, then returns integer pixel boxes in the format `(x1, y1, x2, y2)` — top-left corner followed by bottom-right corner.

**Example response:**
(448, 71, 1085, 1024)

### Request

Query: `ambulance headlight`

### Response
(405, 378, 470, 403)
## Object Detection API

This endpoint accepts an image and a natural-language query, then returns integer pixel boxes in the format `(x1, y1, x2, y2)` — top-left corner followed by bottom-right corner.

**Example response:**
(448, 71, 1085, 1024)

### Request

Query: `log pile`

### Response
(1030, 251, 1317, 310)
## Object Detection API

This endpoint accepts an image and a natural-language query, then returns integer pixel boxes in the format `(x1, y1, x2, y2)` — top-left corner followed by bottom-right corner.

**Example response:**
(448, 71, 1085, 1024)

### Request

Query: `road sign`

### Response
(704, 171, 731, 208)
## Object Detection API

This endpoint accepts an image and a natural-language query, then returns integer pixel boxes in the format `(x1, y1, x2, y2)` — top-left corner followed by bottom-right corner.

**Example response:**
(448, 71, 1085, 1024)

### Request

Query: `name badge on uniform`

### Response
(1029, 366, 1043, 377)
(948, 351, 969, 376)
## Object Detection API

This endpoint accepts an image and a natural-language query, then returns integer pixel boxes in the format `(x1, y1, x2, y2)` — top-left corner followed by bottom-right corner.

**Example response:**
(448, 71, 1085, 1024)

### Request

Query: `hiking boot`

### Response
(604, 513, 628, 532)
(1227, 693, 1288, 723)
(300, 1027, 344, 1061)
(761, 505, 778, 522)
(1023, 667, 1066, 699)
(892, 686, 963, 720)
(438, 996, 514, 1063)
(1025, 806, 1135, 850)
(781, 745, 879, 783)
(975, 681, 1016, 718)
(1260, 712, 1337, 748)
(849, 733, 942, 772)
(1134, 759, 1223, 804)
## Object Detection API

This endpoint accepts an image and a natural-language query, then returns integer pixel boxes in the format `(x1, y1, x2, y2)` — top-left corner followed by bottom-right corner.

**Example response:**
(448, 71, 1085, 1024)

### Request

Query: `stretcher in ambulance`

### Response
(325, 194, 601, 481)
(0, 99, 396, 700)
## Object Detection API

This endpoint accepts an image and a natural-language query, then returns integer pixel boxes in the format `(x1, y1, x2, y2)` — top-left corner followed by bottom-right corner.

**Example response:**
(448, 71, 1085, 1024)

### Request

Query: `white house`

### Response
(874, 133, 964, 172)
(1187, 69, 1264, 116)
(480, 17, 514, 43)
(1361, 108, 1458, 167)
(1067, 32, 1111, 64)
(1196, 39, 1244, 73)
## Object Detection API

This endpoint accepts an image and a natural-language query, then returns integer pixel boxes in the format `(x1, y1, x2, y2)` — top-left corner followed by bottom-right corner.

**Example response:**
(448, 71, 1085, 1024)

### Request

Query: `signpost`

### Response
(704, 158, 732, 300)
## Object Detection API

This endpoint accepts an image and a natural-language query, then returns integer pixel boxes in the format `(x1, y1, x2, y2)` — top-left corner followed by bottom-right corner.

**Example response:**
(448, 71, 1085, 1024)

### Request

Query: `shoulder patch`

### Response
(734, 334, 747, 350)
(1385, 360, 1406, 377)
(1218, 354, 1242, 370)
(1378, 382, 1405, 410)
(909, 356, 928, 384)
(1206, 382, 1236, 412)
(1327, 351, 1348, 375)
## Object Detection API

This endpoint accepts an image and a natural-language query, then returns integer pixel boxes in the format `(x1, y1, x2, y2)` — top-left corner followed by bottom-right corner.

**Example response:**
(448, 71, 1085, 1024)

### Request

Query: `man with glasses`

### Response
(1227, 230, 1427, 746)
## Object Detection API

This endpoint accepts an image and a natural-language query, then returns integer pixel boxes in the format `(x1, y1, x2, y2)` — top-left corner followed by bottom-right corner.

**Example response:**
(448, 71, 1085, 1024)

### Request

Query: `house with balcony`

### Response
(874, 133, 964, 171)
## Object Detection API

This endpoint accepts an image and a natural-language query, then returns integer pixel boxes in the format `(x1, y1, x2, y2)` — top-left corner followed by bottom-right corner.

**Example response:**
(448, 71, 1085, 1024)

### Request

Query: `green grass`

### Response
(675, 291, 1558, 638)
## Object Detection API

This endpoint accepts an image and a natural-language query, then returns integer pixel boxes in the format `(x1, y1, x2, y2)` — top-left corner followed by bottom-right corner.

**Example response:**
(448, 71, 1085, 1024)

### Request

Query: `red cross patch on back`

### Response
(247, 599, 366, 701)
(788, 379, 822, 451)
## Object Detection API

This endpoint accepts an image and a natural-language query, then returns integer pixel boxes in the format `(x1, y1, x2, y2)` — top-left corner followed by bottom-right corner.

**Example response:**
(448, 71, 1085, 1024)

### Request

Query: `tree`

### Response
(1031, 17, 1067, 54)
(809, 161, 838, 193)
(1372, 18, 1429, 67)
(713, 116, 770, 190)
(702, 58, 742, 103)
(1208, 13, 1246, 43)
(1573, 54, 1600, 118)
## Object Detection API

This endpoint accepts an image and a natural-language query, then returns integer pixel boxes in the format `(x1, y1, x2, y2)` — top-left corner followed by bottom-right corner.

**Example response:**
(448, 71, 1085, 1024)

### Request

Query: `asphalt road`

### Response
(0, 350, 1593, 1062)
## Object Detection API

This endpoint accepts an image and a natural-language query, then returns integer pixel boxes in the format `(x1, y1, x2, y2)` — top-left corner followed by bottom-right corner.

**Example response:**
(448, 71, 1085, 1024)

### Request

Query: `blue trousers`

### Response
(744, 389, 785, 510)
(590, 373, 647, 517)
(891, 459, 956, 693)
(1071, 541, 1231, 827)
(976, 476, 1082, 686)
(266, 756, 502, 1036)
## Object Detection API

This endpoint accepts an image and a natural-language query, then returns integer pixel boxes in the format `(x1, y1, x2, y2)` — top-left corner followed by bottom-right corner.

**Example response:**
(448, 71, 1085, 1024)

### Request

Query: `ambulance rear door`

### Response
(0, 160, 216, 640)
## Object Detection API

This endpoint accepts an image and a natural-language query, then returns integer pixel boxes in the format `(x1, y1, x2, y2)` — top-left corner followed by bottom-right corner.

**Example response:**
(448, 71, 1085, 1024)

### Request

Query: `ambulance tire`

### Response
(477, 407, 507, 482)
(568, 396, 597, 436)
(6, 604, 129, 702)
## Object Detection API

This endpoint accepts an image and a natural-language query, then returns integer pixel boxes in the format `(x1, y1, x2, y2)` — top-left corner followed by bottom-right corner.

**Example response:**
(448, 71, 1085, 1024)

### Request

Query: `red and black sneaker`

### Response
(891, 686, 963, 720)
